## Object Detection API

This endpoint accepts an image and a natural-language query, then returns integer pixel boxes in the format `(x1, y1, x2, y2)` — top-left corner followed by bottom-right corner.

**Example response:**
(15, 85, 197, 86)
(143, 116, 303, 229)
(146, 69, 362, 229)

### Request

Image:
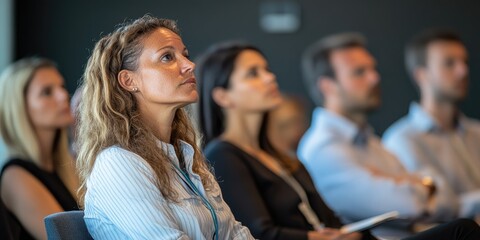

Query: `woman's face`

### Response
(224, 50, 282, 112)
(26, 67, 73, 131)
(132, 27, 197, 109)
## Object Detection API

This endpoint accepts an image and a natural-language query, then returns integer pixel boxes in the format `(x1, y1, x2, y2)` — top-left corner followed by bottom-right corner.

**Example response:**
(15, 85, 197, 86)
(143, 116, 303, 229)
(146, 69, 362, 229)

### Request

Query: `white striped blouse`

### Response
(84, 140, 254, 239)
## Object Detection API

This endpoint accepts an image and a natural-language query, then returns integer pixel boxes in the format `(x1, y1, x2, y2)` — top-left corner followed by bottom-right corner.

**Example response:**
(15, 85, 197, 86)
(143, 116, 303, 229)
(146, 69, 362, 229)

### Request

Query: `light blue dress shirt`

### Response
(297, 108, 457, 223)
(383, 103, 480, 217)
(0, 137, 7, 165)
(84, 140, 253, 240)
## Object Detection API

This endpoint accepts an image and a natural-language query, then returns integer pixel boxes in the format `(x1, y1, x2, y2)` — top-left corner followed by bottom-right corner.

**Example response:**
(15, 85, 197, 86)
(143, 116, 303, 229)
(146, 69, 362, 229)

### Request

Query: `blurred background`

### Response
(3, 0, 480, 134)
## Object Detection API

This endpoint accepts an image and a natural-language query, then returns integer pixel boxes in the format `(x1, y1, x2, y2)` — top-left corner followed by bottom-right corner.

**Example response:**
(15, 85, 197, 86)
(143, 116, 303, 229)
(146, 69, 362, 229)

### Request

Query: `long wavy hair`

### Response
(197, 42, 298, 172)
(76, 15, 212, 206)
(0, 57, 78, 196)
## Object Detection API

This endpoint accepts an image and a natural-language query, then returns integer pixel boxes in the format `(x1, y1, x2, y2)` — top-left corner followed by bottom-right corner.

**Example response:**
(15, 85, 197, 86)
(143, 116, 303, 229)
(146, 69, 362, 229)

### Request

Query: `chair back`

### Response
(44, 210, 93, 240)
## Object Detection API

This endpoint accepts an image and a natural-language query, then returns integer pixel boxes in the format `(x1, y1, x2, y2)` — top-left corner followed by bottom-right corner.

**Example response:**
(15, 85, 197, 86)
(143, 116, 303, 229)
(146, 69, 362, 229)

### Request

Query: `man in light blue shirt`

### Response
(297, 33, 458, 230)
(383, 30, 480, 218)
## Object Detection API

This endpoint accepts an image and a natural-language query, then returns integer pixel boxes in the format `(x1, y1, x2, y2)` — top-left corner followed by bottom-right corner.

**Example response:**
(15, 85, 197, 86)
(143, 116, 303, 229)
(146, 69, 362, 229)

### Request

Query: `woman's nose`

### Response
(181, 56, 195, 74)
(264, 70, 276, 84)
(58, 88, 69, 102)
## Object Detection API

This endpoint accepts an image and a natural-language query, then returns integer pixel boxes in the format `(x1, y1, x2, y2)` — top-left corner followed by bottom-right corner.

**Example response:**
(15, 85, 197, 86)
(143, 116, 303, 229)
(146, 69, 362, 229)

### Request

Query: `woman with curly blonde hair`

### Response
(76, 15, 253, 239)
(0, 57, 78, 240)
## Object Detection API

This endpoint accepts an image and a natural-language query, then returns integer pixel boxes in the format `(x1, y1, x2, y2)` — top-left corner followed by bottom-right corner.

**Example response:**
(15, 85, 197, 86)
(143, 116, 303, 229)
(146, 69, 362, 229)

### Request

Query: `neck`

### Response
(139, 103, 177, 143)
(35, 128, 57, 172)
(421, 97, 458, 131)
(221, 110, 263, 150)
(325, 101, 368, 128)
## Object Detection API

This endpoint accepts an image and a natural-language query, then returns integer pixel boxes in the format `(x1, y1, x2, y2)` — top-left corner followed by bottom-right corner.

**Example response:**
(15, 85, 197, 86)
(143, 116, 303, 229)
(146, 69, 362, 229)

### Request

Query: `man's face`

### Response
(329, 47, 381, 113)
(422, 40, 468, 104)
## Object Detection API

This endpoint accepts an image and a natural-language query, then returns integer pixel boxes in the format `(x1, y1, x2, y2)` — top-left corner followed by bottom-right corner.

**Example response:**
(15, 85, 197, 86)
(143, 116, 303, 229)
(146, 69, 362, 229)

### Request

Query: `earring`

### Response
(132, 87, 138, 92)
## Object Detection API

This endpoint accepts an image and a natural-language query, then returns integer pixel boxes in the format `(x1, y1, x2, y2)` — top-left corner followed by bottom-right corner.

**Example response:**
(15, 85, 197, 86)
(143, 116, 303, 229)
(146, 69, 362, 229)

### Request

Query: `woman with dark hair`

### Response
(197, 42, 365, 240)
(197, 42, 480, 240)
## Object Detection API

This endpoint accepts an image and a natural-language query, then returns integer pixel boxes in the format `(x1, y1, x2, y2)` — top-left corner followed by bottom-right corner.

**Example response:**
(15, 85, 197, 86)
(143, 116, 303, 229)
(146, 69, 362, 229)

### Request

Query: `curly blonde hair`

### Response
(77, 15, 212, 206)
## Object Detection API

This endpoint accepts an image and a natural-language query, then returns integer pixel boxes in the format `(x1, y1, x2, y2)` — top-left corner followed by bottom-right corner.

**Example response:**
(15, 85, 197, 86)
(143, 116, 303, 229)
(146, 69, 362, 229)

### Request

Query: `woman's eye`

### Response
(161, 53, 174, 62)
(40, 87, 53, 96)
(246, 68, 259, 78)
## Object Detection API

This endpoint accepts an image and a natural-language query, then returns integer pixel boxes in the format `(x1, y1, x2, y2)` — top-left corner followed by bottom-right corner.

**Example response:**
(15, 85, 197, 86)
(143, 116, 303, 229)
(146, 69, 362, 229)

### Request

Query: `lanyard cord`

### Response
(173, 164, 219, 240)
(276, 169, 325, 231)
(256, 155, 325, 231)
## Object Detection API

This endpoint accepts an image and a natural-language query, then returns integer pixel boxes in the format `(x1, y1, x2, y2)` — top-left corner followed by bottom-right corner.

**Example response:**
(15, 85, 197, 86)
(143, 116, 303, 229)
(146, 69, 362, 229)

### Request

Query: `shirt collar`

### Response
(313, 107, 373, 146)
(408, 102, 467, 134)
(157, 139, 195, 173)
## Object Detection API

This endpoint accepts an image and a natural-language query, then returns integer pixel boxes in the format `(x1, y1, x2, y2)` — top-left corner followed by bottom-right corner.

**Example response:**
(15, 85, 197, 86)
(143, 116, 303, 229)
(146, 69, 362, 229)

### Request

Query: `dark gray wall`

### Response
(15, 0, 480, 134)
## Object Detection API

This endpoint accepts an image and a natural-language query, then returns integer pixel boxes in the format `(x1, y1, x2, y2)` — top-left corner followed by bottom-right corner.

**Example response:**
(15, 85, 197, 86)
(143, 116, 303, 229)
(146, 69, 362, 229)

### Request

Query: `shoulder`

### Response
(299, 142, 361, 179)
(204, 140, 253, 178)
(204, 140, 238, 156)
(86, 146, 163, 199)
(1, 161, 54, 210)
(1, 162, 39, 187)
(463, 116, 480, 133)
(298, 126, 346, 165)
(308, 143, 357, 164)
(383, 116, 419, 142)
(89, 146, 157, 186)
(204, 140, 246, 164)
(1, 158, 41, 187)
(95, 146, 152, 173)
(97, 145, 141, 160)
(1, 158, 35, 176)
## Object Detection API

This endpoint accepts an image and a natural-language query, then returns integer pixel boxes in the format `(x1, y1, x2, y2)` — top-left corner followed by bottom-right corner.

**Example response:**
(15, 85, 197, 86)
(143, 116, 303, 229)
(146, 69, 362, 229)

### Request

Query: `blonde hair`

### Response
(0, 57, 78, 196)
(77, 15, 212, 206)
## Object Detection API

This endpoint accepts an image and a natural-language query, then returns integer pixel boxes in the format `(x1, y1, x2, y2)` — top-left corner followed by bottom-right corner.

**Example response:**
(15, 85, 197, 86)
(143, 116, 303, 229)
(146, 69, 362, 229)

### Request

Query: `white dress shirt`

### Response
(84, 140, 253, 239)
(383, 103, 480, 217)
(297, 108, 457, 223)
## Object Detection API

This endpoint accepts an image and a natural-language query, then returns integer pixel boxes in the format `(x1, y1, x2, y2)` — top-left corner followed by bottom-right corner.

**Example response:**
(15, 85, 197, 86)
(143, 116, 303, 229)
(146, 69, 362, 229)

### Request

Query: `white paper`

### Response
(340, 211, 399, 234)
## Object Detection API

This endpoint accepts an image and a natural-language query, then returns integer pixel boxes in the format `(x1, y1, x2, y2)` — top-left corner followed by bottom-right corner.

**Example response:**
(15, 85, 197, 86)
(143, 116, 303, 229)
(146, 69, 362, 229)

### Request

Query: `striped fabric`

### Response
(84, 140, 254, 239)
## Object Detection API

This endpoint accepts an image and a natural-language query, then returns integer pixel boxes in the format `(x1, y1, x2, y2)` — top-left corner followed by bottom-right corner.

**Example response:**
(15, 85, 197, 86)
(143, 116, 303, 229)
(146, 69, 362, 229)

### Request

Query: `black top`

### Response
(0, 158, 78, 240)
(205, 140, 375, 240)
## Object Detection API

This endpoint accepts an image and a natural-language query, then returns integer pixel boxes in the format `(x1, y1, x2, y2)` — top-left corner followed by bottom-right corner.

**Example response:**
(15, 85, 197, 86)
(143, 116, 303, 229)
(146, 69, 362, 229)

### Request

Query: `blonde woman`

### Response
(76, 15, 253, 239)
(0, 57, 78, 240)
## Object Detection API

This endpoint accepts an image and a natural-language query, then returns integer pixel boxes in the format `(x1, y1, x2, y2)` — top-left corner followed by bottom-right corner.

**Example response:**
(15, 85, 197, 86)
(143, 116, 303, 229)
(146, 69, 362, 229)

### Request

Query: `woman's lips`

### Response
(182, 77, 196, 85)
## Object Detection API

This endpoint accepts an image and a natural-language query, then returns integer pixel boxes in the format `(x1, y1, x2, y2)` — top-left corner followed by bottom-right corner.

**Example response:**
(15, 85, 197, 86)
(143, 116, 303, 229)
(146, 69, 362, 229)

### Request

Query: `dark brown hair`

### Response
(197, 41, 298, 172)
(302, 32, 366, 105)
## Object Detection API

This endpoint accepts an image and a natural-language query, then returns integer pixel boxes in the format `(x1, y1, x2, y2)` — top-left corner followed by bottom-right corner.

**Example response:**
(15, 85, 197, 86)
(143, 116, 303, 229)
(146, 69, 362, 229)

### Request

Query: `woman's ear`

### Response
(118, 70, 139, 92)
(212, 87, 233, 108)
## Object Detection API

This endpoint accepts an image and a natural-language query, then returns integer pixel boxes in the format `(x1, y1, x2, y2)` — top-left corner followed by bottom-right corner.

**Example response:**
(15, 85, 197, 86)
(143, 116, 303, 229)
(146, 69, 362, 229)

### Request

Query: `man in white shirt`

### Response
(297, 33, 458, 232)
(383, 30, 480, 218)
